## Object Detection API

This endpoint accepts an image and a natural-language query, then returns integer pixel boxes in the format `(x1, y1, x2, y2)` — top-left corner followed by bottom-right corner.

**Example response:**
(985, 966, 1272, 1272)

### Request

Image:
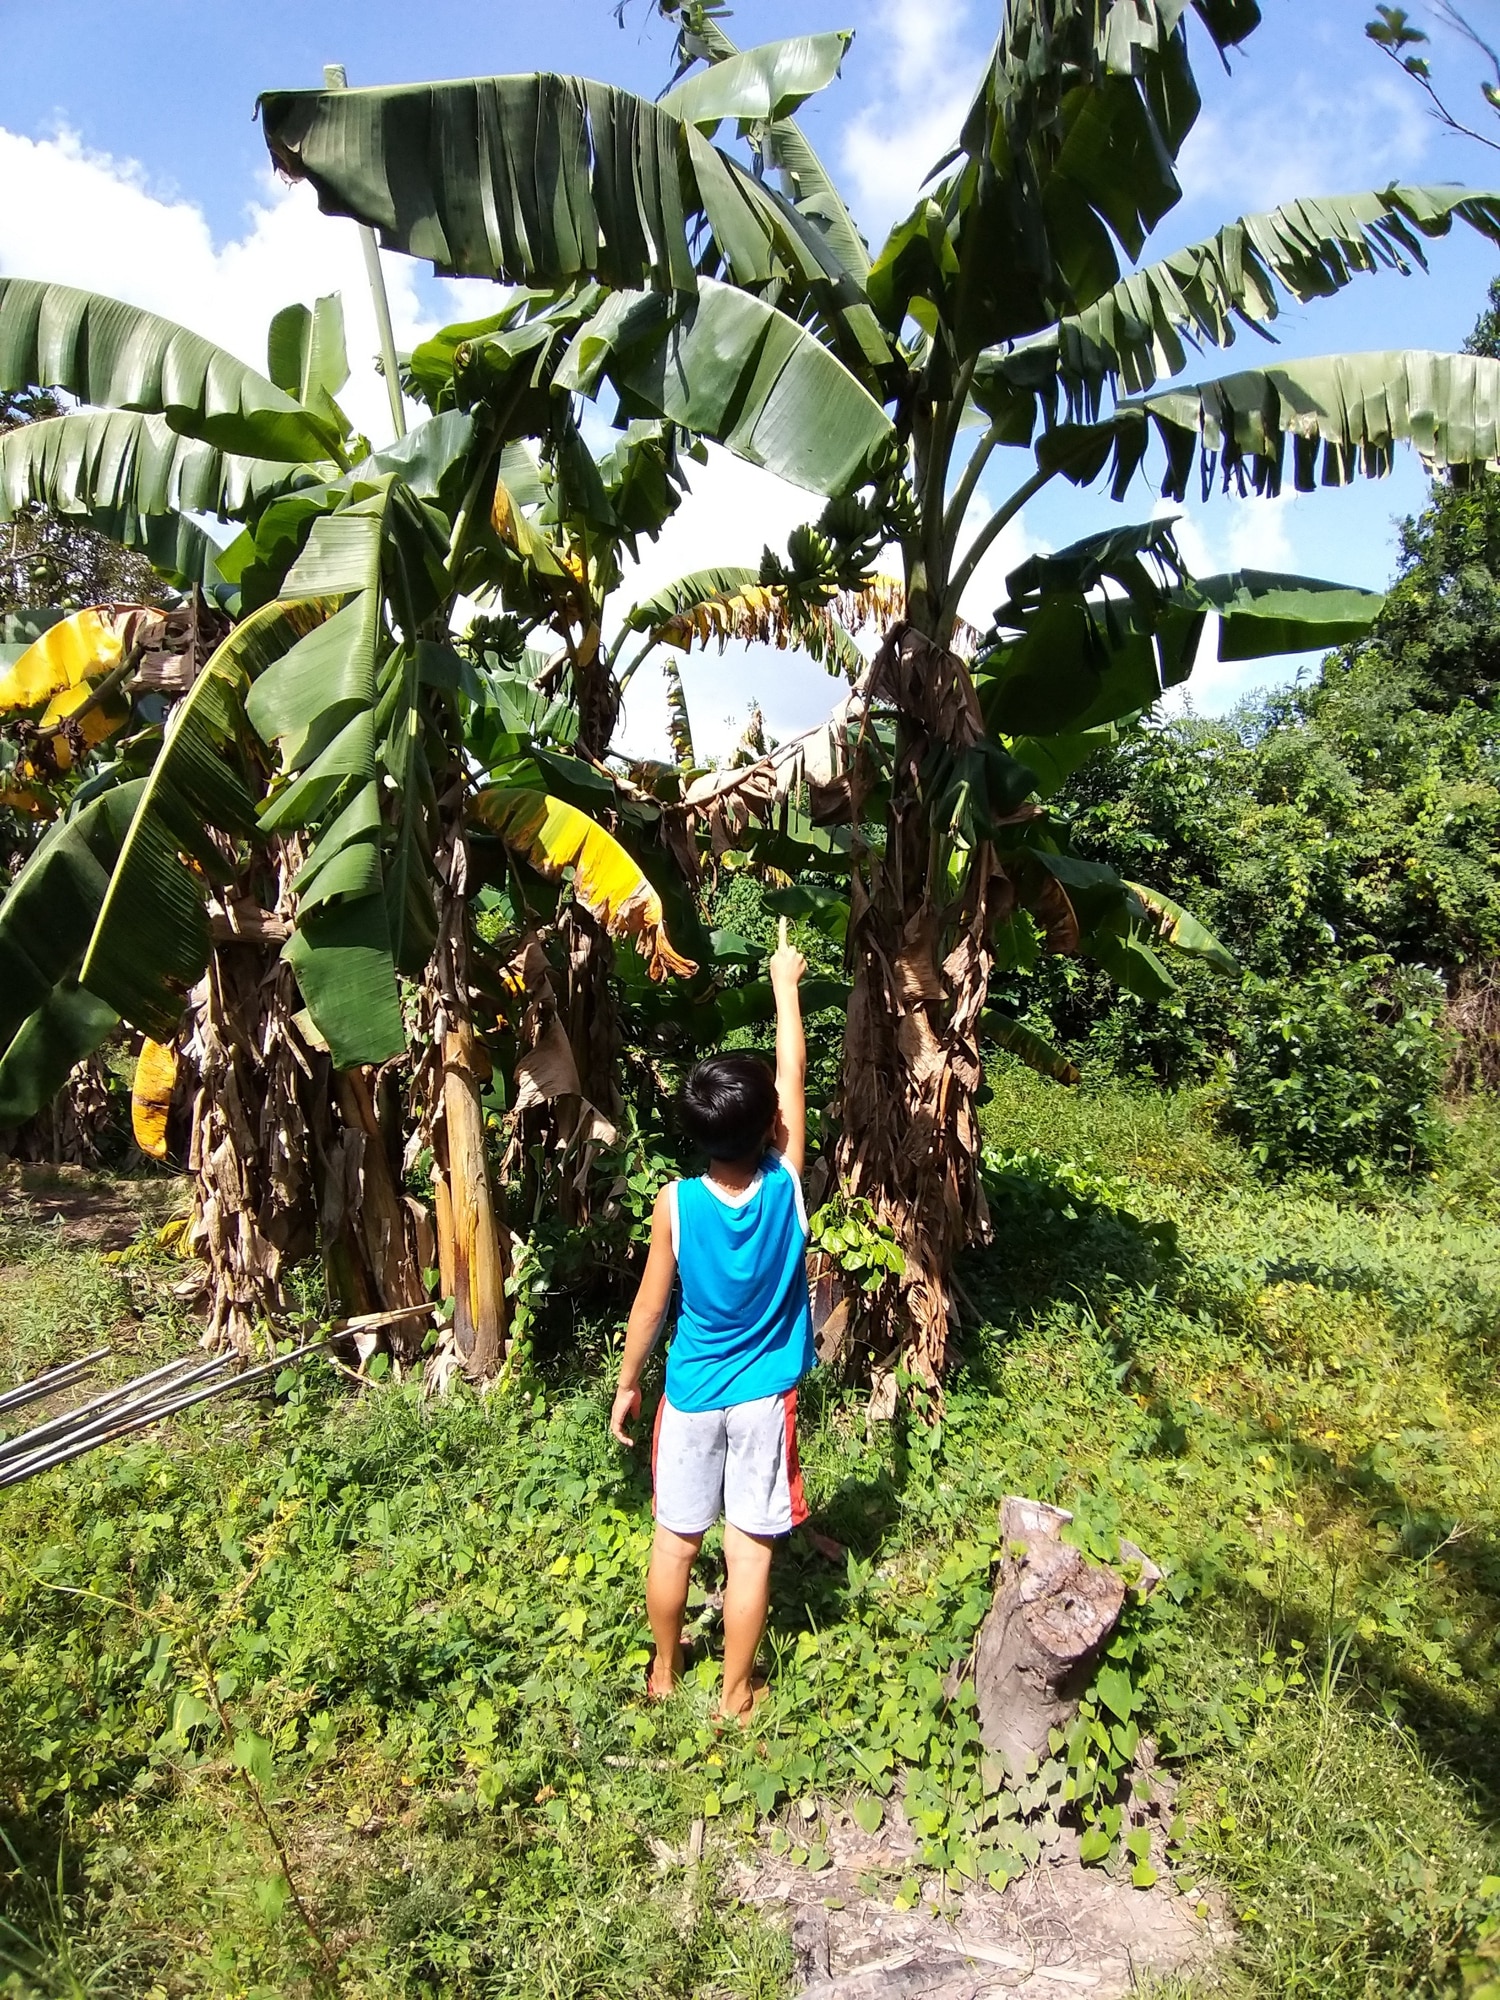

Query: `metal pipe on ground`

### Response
(0, 1355, 234, 1477)
(0, 1347, 111, 1417)
(0, 1340, 331, 1488)
(0, 1353, 230, 1470)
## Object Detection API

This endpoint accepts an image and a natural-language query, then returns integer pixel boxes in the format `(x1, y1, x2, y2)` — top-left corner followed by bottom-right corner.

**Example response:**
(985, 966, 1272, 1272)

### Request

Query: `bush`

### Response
(1223, 961, 1449, 1179)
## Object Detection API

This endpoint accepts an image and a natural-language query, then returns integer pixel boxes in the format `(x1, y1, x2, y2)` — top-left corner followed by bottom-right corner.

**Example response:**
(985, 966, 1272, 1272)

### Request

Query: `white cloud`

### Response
(0, 125, 441, 445)
(611, 445, 843, 764)
(838, 0, 981, 238)
(1175, 72, 1431, 216)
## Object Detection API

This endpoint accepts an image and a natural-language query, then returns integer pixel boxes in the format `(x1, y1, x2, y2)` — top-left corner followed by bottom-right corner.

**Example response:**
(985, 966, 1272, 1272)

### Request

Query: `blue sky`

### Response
(3, 0, 1498, 754)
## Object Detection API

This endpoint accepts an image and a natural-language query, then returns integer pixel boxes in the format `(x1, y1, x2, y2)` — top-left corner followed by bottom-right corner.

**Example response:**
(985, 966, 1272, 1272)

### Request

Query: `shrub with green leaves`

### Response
(1225, 962, 1449, 1179)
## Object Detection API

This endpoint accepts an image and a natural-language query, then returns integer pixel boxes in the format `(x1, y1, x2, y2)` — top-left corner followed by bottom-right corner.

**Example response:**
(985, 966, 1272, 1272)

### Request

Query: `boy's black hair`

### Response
(677, 1054, 778, 1163)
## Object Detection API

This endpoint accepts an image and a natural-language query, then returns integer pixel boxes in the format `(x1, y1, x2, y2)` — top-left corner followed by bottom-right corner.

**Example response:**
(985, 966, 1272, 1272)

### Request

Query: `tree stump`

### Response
(972, 1499, 1149, 1782)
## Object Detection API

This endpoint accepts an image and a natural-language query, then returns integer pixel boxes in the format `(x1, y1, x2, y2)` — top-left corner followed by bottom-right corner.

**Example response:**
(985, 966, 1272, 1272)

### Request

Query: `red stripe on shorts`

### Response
(783, 1389, 808, 1527)
(650, 1396, 666, 1519)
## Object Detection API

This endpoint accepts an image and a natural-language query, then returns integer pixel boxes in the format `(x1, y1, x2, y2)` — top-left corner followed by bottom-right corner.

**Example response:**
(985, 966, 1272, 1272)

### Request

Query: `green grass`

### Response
(2, 1071, 1499, 1996)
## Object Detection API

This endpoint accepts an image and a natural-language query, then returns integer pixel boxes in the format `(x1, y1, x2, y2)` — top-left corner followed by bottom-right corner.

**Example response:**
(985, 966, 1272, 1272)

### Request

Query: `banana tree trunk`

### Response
(187, 879, 427, 1354)
(834, 623, 1000, 1388)
(185, 947, 318, 1355)
(6, 1050, 116, 1166)
(429, 829, 510, 1381)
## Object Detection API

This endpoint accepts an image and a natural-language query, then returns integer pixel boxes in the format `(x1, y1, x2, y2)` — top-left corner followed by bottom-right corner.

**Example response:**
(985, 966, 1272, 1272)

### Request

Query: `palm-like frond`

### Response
(1040, 351, 1500, 500)
(623, 566, 909, 679)
(875, 0, 1262, 354)
(0, 278, 345, 462)
(976, 185, 1500, 425)
(0, 410, 304, 593)
(258, 73, 888, 377)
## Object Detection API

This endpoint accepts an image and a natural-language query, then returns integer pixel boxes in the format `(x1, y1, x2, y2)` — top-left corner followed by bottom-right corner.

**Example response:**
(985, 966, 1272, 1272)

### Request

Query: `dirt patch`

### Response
(1, 1164, 182, 1253)
(732, 1806, 1223, 1998)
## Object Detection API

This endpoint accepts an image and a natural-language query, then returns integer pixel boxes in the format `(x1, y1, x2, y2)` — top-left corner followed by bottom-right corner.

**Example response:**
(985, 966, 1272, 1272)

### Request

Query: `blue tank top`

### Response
(664, 1153, 815, 1413)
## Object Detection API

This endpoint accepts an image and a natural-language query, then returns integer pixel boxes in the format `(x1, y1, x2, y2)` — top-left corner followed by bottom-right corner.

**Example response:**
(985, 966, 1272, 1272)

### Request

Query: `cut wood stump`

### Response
(972, 1498, 1158, 1782)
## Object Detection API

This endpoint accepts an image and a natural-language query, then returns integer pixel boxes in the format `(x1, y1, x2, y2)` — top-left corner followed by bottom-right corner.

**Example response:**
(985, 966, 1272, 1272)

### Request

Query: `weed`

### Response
(1, 1078, 1498, 1994)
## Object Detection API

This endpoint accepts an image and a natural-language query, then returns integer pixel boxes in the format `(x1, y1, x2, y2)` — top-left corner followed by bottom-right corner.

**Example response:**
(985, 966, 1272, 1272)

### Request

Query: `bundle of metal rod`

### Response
(0, 1338, 330, 1489)
(0, 1346, 112, 1420)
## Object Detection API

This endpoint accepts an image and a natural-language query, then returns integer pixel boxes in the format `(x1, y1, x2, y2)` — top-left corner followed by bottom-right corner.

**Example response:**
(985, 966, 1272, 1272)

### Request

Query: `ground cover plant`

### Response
(3, 1061, 1499, 1998)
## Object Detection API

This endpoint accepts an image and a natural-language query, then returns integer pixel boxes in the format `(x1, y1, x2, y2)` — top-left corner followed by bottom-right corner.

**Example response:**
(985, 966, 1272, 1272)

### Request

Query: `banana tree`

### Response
(0, 278, 727, 1367)
(410, 296, 900, 1222)
(255, 7, 1500, 1380)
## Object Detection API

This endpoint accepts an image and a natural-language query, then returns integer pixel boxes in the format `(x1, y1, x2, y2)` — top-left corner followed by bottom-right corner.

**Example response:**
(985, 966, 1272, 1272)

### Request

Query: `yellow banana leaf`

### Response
(0, 605, 163, 712)
(471, 786, 697, 982)
(131, 1037, 178, 1159)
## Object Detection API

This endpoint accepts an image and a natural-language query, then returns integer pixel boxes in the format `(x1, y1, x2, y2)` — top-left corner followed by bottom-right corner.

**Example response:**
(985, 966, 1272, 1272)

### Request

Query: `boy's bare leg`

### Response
(720, 1523, 775, 1719)
(646, 1524, 702, 1697)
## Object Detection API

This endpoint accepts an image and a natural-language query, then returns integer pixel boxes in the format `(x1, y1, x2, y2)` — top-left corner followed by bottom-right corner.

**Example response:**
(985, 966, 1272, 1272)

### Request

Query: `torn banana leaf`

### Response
(0, 276, 346, 462)
(1125, 882, 1237, 975)
(470, 786, 698, 982)
(131, 1038, 178, 1159)
(0, 605, 164, 712)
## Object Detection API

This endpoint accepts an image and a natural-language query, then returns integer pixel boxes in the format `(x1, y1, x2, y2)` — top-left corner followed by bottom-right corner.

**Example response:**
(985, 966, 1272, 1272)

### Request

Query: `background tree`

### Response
(1021, 274, 1500, 1174)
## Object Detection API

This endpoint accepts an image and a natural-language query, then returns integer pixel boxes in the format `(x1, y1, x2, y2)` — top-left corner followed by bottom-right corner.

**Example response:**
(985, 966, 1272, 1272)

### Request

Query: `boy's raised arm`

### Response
(770, 915, 807, 1180)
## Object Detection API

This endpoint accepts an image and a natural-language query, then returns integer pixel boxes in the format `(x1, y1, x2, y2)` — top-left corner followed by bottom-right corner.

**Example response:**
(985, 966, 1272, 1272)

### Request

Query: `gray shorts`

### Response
(652, 1389, 808, 1538)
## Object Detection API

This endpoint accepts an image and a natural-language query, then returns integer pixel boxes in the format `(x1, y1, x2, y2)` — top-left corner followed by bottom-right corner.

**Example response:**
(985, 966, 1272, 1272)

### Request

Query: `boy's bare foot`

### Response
(717, 1679, 769, 1726)
(646, 1645, 682, 1700)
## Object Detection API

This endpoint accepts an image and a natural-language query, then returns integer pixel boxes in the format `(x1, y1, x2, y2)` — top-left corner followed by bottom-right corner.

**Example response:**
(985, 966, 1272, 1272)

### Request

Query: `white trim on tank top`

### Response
(668, 1153, 806, 1249)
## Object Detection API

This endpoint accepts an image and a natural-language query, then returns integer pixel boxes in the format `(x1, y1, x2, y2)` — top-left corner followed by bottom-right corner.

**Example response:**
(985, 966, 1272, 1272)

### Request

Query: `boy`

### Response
(610, 919, 812, 1720)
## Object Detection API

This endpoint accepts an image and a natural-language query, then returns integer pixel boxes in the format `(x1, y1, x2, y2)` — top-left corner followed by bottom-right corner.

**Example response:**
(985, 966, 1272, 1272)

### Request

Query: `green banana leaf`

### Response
(257, 69, 883, 373)
(981, 523, 1386, 735)
(260, 74, 740, 290)
(875, 0, 1260, 353)
(0, 982, 119, 1129)
(1125, 882, 1237, 976)
(79, 602, 331, 1040)
(0, 781, 142, 1051)
(976, 185, 1500, 424)
(266, 292, 351, 439)
(984, 1014, 1080, 1086)
(557, 281, 893, 494)
(1005, 720, 1132, 798)
(0, 277, 344, 463)
(665, 11, 871, 286)
(1197, 571, 1385, 661)
(249, 482, 407, 1067)
(1045, 350, 1500, 500)
(0, 782, 145, 1124)
(0, 410, 306, 594)
(658, 33, 852, 130)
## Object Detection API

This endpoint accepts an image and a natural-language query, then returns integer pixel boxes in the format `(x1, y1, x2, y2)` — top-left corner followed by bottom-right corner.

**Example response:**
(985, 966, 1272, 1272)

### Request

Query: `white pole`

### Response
(324, 62, 407, 440)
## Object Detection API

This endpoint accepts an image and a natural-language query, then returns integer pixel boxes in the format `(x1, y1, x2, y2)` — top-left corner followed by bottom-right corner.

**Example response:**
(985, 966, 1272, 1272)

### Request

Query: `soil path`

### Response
(735, 1807, 1221, 1998)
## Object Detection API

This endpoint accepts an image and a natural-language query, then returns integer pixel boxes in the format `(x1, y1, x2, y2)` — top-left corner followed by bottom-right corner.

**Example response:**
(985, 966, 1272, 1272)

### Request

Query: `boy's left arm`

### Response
(610, 1186, 677, 1444)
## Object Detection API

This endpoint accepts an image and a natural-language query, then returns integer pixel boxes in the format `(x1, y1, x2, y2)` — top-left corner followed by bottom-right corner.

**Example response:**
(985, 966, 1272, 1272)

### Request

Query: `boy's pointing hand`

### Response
(769, 913, 806, 991)
(610, 1383, 641, 1445)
